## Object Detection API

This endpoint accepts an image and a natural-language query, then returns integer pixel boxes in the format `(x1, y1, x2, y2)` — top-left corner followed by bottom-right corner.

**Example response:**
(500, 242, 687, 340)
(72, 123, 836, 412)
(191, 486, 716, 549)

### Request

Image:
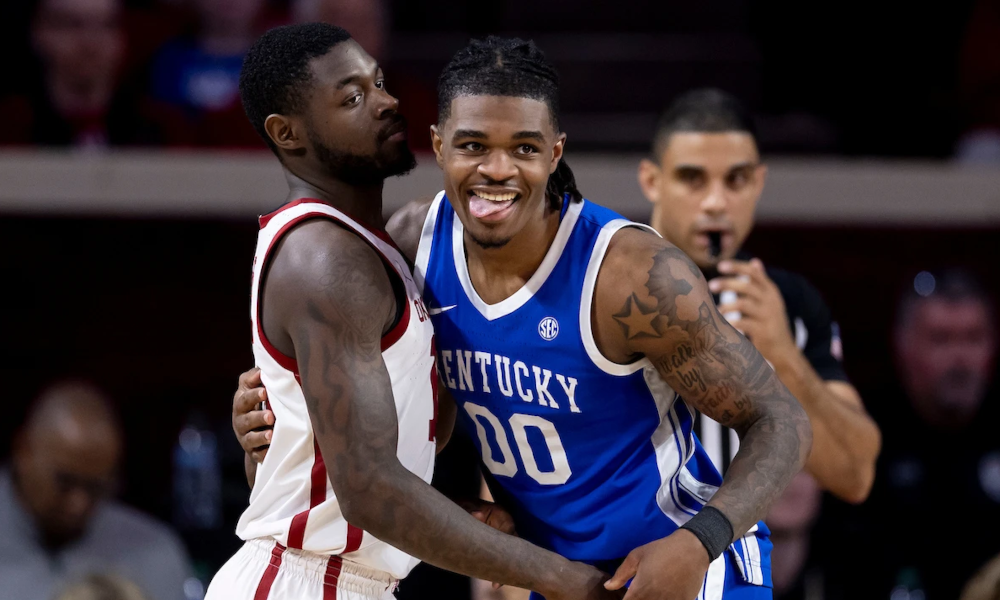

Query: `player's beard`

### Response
(468, 234, 513, 249)
(310, 130, 416, 186)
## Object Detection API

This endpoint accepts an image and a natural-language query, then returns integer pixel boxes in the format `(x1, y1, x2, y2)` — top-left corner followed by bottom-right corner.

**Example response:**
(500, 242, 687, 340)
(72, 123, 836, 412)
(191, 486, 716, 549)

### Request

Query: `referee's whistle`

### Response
(707, 231, 722, 259)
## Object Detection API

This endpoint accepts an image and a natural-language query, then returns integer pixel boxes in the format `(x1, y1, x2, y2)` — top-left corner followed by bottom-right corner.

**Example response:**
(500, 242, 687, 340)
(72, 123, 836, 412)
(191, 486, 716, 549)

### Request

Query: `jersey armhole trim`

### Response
(579, 220, 660, 376)
(256, 213, 411, 372)
(413, 191, 446, 295)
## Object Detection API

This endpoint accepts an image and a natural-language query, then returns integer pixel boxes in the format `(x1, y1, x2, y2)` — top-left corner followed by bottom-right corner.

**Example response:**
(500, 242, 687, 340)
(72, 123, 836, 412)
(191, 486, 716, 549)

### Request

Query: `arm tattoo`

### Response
(624, 245, 812, 538)
(278, 232, 576, 594)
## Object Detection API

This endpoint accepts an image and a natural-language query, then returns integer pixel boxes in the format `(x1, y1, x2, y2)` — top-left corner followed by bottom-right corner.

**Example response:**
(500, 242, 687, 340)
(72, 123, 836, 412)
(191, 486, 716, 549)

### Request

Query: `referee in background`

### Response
(637, 89, 881, 504)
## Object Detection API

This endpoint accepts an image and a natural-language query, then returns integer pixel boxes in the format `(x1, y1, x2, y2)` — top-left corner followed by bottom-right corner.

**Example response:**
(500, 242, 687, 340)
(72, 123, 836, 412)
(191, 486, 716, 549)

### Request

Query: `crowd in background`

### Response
(0, 0, 414, 150)
(1, 0, 1000, 157)
(0, 0, 999, 599)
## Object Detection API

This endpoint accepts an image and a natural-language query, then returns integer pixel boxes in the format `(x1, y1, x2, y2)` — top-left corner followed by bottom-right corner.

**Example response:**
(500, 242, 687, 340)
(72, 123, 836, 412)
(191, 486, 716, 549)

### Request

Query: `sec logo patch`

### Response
(538, 317, 559, 341)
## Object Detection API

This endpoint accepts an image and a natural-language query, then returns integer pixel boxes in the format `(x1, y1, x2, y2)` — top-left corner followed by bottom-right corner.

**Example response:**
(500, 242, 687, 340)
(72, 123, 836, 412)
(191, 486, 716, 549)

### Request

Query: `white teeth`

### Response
(476, 192, 517, 202)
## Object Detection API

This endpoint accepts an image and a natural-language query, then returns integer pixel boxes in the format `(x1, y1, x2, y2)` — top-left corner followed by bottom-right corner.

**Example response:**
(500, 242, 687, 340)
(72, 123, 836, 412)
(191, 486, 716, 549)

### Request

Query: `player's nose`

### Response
(374, 87, 400, 118)
(700, 181, 728, 214)
(477, 149, 517, 182)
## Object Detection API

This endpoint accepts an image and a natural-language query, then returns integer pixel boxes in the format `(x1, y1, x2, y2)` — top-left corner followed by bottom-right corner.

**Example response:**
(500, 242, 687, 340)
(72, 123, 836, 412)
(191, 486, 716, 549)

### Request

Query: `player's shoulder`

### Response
(273, 219, 394, 298)
(596, 226, 701, 302)
(387, 194, 440, 263)
(603, 225, 682, 276)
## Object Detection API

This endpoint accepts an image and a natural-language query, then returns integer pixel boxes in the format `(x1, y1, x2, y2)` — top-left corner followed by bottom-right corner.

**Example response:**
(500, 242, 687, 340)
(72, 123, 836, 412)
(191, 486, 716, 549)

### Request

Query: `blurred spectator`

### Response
(149, 0, 270, 148)
(956, 0, 1000, 164)
(0, 381, 193, 600)
(858, 269, 1000, 599)
(766, 473, 846, 600)
(55, 574, 151, 600)
(292, 0, 387, 60)
(0, 0, 195, 148)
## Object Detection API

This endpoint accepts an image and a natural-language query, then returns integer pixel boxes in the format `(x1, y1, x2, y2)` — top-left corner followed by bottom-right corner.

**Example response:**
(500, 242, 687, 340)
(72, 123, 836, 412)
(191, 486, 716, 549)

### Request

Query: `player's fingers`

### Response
(235, 384, 268, 414)
(486, 510, 517, 536)
(242, 428, 272, 450)
(469, 509, 487, 523)
(604, 553, 639, 590)
(238, 367, 262, 390)
(236, 406, 275, 432)
(250, 445, 270, 464)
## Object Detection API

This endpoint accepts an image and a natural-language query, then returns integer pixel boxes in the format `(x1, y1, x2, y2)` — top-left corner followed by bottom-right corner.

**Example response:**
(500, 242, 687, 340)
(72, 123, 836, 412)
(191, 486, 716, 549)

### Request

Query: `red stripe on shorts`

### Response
(253, 542, 286, 600)
(324, 555, 343, 600)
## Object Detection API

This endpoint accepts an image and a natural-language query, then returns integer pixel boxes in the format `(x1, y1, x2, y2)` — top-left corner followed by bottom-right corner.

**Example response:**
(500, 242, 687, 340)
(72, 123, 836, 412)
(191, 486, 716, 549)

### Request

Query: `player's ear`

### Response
(549, 132, 567, 174)
(756, 163, 768, 189)
(637, 158, 662, 204)
(264, 114, 304, 153)
(430, 125, 444, 167)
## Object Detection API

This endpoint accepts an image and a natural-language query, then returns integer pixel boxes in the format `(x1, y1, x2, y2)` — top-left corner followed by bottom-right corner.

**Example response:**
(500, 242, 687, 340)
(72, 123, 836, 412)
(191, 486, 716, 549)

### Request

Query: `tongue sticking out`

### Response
(469, 195, 515, 220)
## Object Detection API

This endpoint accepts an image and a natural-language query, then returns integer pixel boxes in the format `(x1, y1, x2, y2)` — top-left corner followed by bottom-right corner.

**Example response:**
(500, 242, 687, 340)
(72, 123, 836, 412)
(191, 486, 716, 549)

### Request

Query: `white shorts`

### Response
(206, 538, 398, 600)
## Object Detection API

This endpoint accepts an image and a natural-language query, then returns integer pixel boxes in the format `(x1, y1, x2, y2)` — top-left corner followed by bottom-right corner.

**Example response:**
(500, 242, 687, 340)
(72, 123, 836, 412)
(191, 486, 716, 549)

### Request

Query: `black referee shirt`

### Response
(695, 252, 849, 474)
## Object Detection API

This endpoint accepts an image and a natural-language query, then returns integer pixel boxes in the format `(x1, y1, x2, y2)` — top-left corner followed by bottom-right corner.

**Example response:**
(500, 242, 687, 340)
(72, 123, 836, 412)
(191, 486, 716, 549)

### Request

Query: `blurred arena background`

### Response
(1, 0, 999, 599)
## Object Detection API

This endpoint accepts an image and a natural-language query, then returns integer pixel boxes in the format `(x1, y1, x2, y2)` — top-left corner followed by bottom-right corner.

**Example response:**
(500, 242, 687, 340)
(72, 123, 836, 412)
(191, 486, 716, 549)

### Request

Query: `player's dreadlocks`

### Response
(240, 23, 352, 154)
(438, 36, 583, 209)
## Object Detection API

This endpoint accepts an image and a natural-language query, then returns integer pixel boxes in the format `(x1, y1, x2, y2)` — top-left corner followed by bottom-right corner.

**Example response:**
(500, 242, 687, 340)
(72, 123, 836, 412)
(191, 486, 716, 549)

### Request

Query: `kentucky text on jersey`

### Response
(415, 192, 772, 590)
(438, 348, 582, 414)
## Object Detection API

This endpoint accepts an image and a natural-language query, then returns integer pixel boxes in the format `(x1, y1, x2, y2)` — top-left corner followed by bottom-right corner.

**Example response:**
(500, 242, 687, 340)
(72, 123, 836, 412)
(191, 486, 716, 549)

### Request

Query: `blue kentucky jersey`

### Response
(414, 192, 771, 586)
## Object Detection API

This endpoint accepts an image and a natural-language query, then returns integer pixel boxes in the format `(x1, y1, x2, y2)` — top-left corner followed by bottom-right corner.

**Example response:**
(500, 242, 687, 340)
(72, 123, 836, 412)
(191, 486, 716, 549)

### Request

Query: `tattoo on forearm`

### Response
(621, 244, 812, 537)
(287, 240, 563, 590)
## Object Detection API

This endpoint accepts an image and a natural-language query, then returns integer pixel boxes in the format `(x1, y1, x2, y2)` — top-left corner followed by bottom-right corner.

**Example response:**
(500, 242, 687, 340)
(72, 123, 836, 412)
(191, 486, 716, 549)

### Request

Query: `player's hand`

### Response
(709, 258, 796, 364)
(232, 367, 274, 464)
(459, 499, 518, 591)
(604, 529, 709, 600)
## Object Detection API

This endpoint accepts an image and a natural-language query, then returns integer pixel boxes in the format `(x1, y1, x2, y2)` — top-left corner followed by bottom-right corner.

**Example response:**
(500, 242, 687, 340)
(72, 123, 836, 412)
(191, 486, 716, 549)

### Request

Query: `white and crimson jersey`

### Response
(236, 199, 437, 580)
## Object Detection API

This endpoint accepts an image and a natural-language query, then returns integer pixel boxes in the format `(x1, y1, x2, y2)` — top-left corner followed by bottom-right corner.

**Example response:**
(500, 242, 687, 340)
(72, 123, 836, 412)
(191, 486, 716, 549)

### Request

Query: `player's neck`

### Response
(465, 202, 561, 290)
(284, 170, 386, 232)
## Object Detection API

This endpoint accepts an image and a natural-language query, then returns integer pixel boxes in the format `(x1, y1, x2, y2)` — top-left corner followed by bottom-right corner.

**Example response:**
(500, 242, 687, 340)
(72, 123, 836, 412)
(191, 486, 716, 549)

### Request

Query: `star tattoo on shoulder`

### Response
(613, 293, 661, 339)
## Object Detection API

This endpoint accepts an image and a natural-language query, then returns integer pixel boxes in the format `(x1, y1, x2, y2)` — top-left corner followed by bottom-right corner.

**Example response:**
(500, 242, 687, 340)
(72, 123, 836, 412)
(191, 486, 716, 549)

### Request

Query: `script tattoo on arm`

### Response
(269, 222, 596, 598)
(616, 242, 812, 539)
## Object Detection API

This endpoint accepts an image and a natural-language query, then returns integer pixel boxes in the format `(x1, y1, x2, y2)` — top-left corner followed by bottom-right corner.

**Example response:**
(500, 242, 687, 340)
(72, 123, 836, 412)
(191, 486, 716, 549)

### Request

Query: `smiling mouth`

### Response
(468, 191, 520, 221)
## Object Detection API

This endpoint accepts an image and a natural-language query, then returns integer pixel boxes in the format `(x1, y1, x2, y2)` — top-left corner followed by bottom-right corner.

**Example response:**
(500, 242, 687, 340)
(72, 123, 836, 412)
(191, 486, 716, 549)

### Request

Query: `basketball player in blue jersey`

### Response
(235, 37, 812, 600)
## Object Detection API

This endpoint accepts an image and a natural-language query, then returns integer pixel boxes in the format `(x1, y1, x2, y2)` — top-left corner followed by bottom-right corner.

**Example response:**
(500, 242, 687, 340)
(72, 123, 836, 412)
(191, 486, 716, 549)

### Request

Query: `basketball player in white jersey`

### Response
(206, 23, 621, 600)
(636, 89, 881, 504)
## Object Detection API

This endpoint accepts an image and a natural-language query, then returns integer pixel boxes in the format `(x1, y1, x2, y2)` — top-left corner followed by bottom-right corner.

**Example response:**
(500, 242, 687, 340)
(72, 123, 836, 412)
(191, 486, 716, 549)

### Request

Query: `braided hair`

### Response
(438, 36, 583, 208)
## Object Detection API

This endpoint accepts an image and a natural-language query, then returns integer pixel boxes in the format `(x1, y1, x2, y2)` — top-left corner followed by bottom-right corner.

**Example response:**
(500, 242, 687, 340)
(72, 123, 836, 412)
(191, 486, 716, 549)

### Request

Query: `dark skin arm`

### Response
(595, 229, 812, 599)
(259, 219, 617, 600)
(234, 197, 449, 483)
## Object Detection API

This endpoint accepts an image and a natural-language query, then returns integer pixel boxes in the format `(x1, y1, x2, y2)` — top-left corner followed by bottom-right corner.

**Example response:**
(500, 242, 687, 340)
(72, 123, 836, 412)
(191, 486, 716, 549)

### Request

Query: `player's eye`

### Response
(676, 169, 705, 187)
(375, 79, 385, 90)
(344, 93, 362, 106)
(515, 144, 538, 155)
(460, 142, 484, 152)
(727, 170, 750, 188)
